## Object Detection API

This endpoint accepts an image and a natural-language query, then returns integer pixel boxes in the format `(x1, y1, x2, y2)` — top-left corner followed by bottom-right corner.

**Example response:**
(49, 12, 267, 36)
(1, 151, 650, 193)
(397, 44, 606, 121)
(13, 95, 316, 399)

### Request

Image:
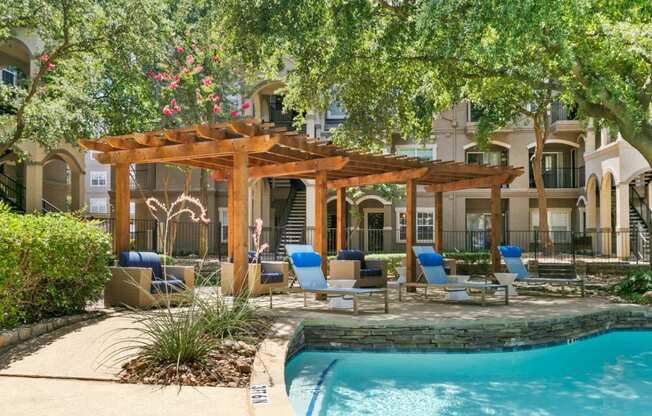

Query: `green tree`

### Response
(0, 0, 169, 156)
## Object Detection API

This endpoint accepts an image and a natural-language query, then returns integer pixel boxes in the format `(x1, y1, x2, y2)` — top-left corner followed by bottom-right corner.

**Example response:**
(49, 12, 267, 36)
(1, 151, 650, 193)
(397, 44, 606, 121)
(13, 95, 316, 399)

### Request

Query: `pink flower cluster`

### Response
(162, 98, 182, 117)
(40, 52, 55, 71)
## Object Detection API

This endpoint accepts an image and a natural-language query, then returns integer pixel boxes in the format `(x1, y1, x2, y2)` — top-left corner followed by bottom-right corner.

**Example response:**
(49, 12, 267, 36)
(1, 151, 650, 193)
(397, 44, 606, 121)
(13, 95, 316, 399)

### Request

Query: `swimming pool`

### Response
(285, 330, 652, 416)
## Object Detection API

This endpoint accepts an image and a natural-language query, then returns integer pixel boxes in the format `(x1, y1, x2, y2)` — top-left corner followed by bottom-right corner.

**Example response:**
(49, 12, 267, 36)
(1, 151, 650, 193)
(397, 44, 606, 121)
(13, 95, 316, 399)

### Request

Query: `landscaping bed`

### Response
(120, 316, 271, 387)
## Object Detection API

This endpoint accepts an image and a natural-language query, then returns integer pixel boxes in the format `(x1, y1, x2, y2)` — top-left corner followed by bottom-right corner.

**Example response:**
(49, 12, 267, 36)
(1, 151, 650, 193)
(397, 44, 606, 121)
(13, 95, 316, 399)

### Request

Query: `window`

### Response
(89, 198, 107, 214)
(129, 164, 137, 189)
(466, 151, 504, 166)
(417, 211, 434, 241)
(130, 202, 136, 216)
(395, 144, 436, 161)
(90, 171, 107, 187)
(1, 68, 16, 86)
(326, 100, 347, 120)
(468, 102, 484, 122)
(530, 208, 572, 242)
(219, 207, 228, 241)
(396, 208, 435, 242)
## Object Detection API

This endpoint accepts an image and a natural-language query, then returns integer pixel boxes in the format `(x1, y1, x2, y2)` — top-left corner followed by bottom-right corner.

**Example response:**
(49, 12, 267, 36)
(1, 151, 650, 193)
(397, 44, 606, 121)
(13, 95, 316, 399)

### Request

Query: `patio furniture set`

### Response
(104, 245, 584, 314)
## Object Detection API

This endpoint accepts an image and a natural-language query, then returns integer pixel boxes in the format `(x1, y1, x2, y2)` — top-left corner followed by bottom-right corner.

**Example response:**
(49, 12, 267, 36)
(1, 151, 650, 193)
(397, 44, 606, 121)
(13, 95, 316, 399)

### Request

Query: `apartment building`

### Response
(102, 76, 650, 261)
(0, 30, 86, 213)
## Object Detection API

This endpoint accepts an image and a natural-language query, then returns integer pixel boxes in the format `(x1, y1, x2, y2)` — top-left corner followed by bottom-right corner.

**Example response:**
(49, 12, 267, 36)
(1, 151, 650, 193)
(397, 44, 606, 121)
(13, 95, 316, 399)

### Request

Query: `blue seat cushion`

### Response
(248, 251, 261, 263)
(260, 272, 284, 284)
(418, 252, 444, 267)
(150, 278, 185, 294)
(119, 251, 163, 279)
(337, 250, 366, 269)
(499, 245, 522, 258)
(291, 252, 322, 268)
(360, 268, 382, 277)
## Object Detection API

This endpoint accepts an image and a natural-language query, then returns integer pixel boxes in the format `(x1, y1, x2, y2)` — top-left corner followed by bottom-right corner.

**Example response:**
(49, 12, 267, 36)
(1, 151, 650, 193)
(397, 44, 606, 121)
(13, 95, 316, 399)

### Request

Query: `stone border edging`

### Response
(0, 311, 106, 352)
(287, 306, 652, 356)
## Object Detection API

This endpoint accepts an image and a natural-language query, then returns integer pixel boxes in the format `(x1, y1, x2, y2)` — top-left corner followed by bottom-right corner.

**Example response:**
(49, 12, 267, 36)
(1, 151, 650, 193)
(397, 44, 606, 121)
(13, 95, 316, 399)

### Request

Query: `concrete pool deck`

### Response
(1, 292, 650, 416)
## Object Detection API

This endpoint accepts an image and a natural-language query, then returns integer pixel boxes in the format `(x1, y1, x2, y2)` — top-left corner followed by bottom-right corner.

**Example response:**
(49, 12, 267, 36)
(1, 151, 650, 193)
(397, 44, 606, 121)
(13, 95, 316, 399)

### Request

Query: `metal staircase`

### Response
(0, 171, 24, 212)
(630, 186, 651, 259)
(275, 180, 307, 257)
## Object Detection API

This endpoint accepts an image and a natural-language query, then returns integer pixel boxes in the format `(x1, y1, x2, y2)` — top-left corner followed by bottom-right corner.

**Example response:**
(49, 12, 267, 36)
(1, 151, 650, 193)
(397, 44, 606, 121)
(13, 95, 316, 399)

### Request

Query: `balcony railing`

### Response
(551, 102, 578, 123)
(529, 167, 584, 188)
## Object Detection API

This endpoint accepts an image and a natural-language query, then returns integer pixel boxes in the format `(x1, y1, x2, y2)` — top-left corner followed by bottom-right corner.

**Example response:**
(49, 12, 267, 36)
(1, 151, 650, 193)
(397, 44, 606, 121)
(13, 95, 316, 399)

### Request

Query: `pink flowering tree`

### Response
(144, 38, 251, 256)
(149, 40, 251, 128)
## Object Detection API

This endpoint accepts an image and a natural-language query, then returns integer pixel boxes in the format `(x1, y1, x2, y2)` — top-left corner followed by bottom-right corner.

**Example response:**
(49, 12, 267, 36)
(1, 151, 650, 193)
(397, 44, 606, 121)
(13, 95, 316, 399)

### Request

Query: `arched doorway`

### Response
(42, 149, 85, 212)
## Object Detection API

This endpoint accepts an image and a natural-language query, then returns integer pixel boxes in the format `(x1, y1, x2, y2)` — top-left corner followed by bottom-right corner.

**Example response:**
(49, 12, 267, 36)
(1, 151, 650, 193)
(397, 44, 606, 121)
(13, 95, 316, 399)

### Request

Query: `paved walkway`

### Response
(0, 312, 249, 416)
(1, 290, 643, 416)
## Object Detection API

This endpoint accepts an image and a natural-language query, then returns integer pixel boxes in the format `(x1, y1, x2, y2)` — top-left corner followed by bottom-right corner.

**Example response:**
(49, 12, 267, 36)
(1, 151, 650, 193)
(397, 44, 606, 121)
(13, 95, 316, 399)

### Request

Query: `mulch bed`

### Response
(119, 317, 272, 388)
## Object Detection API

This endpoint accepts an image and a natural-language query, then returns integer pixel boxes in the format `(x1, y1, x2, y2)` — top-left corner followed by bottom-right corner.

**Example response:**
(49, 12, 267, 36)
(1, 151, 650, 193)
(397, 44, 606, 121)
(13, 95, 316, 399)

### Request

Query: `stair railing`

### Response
(0, 171, 25, 211)
(274, 182, 300, 254)
(630, 187, 652, 228)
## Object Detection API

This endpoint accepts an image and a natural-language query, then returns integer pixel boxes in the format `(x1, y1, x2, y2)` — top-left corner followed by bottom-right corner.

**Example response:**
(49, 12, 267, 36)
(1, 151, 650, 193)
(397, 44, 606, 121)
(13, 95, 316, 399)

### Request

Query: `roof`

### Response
(79, 119, 523, 191)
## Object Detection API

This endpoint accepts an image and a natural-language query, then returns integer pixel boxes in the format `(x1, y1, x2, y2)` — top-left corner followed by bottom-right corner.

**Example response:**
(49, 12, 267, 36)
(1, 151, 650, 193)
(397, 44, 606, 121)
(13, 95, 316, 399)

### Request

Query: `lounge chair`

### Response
(287, 247, 389, 315)
(499, 246, 585, 297)
(401, 247, 509, 305)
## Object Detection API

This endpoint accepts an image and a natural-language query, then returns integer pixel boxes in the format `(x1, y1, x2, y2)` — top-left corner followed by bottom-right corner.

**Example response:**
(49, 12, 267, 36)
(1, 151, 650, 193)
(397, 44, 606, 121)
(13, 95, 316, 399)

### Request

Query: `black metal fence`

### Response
(91, 218, 649, 264)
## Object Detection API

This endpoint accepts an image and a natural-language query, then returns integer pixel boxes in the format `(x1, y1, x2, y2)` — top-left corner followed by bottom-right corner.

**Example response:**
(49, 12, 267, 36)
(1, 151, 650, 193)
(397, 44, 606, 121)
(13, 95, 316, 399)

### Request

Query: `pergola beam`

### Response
(248, 156, 349, 178)
(425, 174, 512, 193)
(327, 168, 430, 188)
(94, 135, 278, 165)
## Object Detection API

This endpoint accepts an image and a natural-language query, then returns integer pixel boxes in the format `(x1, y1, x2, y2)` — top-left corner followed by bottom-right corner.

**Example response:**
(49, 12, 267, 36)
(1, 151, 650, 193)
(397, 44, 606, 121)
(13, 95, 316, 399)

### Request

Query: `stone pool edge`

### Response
(250, 305, 652, 416)
(288, 305, 652, 357)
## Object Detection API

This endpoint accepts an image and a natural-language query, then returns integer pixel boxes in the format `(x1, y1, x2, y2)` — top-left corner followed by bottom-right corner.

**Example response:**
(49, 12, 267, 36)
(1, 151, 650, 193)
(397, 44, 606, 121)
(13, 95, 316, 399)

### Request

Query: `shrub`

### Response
(198, 295, 261, 340)
(613, 269, 652, 304)
(0, 210, 112, 329)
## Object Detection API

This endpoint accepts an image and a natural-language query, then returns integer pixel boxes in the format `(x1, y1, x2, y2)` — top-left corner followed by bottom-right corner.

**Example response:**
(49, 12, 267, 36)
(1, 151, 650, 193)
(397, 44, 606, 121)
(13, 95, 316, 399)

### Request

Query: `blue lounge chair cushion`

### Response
(291, 252, 322, 268)
(418, 252, 444, 267)
(499, 245, 522, 258)
(150, 278, 185, 294)
(119, 251, 163, 280)
(337, 250, 366, 269)
(260, 272, 284, 284)
(360, 268, 383, 277)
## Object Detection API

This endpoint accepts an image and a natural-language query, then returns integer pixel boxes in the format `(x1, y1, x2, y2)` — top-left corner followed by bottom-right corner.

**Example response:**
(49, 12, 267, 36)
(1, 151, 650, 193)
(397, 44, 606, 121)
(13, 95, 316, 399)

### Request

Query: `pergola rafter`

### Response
(80, 119, 523, 295)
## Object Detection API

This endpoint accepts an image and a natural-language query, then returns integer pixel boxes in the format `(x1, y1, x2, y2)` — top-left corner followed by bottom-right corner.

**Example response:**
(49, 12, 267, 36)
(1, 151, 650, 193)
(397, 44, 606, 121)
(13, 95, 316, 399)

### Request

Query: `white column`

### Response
(584, 122, 596, 153)
(615, 183, 630, 259)
(647, 181, 652, 208)
(600, 127, 610, 148)
(305, 180, 315, 227)
(24, 161, 43, 212)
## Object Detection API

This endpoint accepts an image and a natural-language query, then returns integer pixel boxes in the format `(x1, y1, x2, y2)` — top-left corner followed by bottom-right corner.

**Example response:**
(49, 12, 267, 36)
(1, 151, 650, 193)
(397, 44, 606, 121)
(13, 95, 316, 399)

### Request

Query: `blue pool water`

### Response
(285, 331, 652, 416)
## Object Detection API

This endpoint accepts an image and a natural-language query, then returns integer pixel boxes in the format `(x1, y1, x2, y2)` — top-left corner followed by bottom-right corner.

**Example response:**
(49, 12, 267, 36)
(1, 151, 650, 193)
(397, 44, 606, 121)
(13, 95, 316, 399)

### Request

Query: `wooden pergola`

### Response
(80, 119, 523, 295)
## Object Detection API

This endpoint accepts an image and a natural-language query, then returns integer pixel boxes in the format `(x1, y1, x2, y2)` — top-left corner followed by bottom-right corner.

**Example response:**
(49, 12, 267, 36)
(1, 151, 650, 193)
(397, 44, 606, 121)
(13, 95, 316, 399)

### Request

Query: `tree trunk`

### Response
(199, 169, 209, 257)
(168, 168, 192, 256)
(532, 113, 553, 252)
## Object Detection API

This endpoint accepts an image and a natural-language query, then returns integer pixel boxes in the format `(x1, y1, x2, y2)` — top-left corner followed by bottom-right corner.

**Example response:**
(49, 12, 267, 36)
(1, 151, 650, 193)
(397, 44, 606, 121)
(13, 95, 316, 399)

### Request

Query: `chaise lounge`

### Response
(286, 245, 389, 315)
(401, 246, 509, 305)
(499, 245, 585, 297)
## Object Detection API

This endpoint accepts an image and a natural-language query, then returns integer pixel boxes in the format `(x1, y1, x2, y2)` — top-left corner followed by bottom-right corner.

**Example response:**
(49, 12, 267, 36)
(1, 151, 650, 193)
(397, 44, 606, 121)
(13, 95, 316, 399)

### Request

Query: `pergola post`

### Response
(314, 171, 328, 273)
(232, 151, 249, 295)
(490, 185, 502, 272)
(227, 174, 234, 260)
(114, 163, 131, 254)
(336, 187, 347, 253)
(406, 179, 417, 291)
(434, 191, 443, 253)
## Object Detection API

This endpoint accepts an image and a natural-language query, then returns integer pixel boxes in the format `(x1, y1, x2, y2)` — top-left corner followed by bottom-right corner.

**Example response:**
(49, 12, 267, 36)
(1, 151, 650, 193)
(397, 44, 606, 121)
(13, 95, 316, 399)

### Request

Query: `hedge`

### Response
(0, 206, 112, 329)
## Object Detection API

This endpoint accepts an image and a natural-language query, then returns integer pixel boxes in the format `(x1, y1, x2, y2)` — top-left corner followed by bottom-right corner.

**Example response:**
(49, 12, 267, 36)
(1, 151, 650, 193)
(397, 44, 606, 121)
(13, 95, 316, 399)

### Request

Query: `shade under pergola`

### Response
(80, 119, 523, 294)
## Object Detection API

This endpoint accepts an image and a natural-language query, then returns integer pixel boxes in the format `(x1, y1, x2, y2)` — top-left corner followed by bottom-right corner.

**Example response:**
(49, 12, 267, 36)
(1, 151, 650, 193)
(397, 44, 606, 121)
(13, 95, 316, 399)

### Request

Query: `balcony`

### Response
(551, 102, 583, 133)
(529, 166, 585, 189)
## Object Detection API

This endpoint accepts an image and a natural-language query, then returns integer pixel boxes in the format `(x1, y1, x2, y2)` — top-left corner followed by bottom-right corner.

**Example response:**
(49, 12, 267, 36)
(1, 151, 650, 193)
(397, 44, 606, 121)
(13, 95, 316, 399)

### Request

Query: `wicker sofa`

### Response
(105, 251, 195, 308)
(330, 250, 387, 288)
